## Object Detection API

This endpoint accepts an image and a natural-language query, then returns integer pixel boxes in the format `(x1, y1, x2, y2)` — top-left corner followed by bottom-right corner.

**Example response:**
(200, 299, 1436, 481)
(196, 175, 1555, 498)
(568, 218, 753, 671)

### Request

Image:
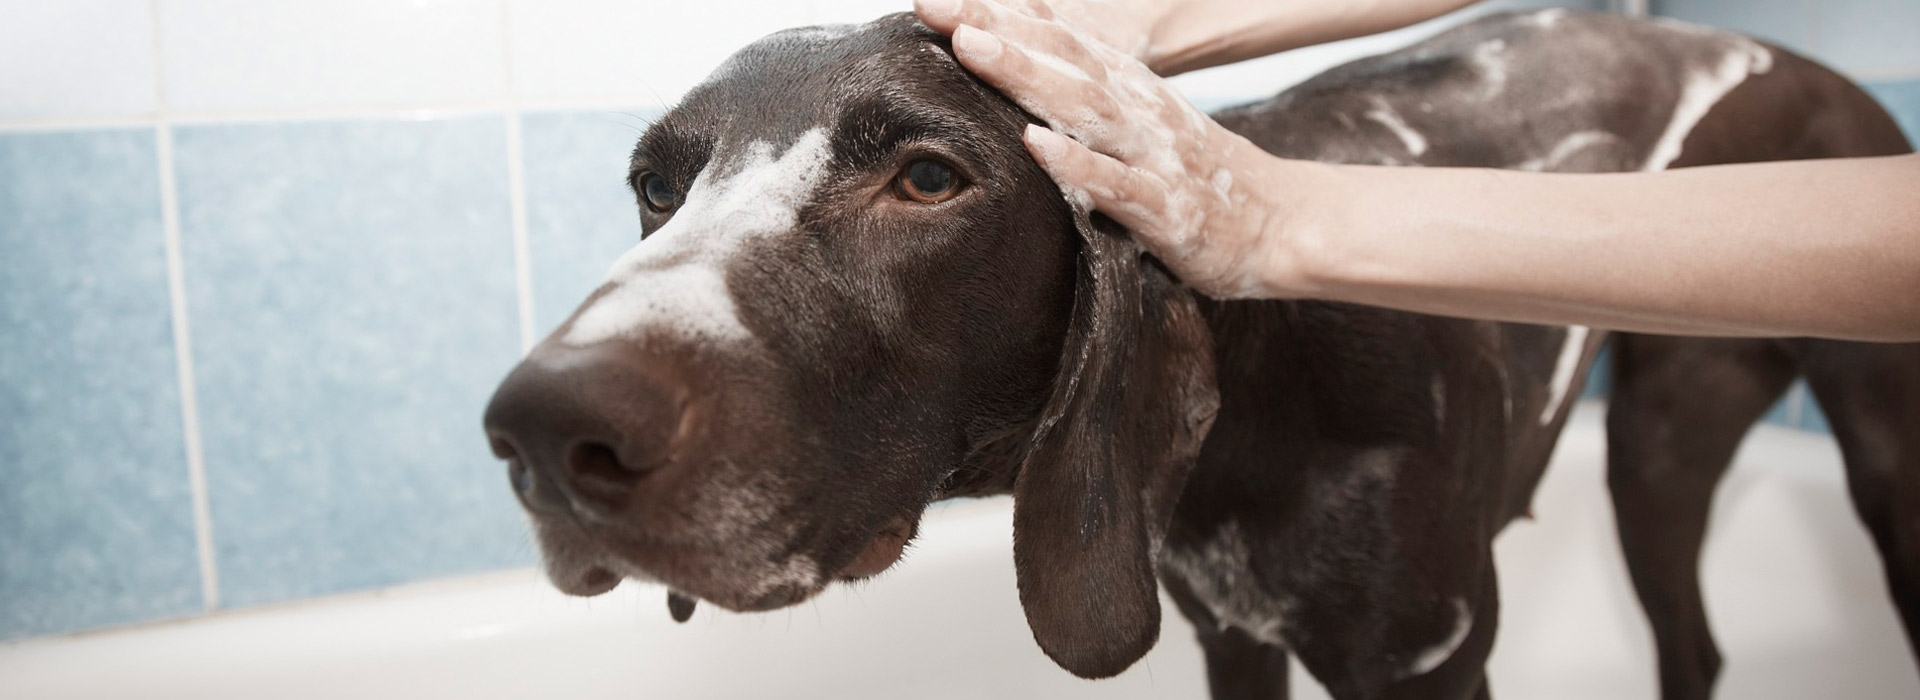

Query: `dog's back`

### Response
(1200, 9, 1911, 522)
(1166, 10, 1918, 699)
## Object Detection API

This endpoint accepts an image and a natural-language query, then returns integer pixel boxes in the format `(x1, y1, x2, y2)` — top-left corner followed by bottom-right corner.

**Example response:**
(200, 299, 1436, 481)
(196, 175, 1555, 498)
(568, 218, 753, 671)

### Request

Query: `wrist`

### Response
(1238, 145, 1354, 299)
(1142, 11, 1231, 75)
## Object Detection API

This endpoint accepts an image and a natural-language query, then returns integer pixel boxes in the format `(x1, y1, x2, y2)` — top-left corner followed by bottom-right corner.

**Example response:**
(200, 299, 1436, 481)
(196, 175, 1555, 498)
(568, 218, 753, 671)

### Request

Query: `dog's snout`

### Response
(483, 342, 690, 515)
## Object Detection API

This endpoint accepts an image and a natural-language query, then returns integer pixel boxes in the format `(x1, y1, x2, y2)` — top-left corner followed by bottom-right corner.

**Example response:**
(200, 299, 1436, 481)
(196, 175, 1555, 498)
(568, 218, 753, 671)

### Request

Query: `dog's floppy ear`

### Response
(1013, 200, 1220, 679)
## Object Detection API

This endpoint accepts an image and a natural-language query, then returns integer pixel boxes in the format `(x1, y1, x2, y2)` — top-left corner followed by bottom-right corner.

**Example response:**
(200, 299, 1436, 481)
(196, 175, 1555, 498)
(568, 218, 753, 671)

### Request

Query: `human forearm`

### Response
(1140, 0, 1483, 74)
(931, 0, 1482, 75)
(1291, 154, 1920, 341)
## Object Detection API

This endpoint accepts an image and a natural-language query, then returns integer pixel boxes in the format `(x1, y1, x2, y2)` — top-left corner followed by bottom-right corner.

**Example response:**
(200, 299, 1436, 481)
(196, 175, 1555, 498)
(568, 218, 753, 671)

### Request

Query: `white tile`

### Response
(508, 0, 815, 104)
(1818, 0, 1920, 79)
(157, 0, 508, 112)
(0, 0, 157, 120)
(807, 0, 913, 26)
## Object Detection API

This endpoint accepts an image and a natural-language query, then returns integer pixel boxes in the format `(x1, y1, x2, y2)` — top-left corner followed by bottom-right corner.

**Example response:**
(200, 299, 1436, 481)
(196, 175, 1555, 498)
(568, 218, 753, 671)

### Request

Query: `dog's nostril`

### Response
(507, 460, 532, 494)
(489, 435, 519, 460)
(567, 441, 641, 482)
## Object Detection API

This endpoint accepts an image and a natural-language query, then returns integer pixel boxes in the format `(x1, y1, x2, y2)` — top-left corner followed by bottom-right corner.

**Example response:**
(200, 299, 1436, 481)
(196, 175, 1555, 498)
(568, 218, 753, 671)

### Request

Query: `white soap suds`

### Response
(564, 128, 833, 347)
(1539, 325, 1591, 425)
(1407, 598, 1475, 676)
(1469, 39, 1510, 99)
(1364, 98, 1429, 157)
(1515, 130, 1616, 171)
(1644, 40, 1772, 171)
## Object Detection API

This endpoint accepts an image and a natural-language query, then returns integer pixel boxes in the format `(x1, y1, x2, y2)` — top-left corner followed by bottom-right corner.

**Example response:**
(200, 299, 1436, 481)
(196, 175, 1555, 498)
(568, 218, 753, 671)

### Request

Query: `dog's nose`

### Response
(482, 342, 686, 517)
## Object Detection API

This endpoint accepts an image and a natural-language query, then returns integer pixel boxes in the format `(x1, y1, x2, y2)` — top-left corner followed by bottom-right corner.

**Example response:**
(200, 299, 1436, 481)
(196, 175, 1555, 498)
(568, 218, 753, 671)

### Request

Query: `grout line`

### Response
(149, 0, 220, 613)
(507, 114, 537, 354)
(0, 96, 673, 132)
(502, 2, 537, 354)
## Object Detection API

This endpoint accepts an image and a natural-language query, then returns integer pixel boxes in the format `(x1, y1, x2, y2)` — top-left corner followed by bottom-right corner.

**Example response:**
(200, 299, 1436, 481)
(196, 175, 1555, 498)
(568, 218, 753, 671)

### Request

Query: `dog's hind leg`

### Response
(1798, 340, 1920, 661)
(1606, 334, 1797, 700)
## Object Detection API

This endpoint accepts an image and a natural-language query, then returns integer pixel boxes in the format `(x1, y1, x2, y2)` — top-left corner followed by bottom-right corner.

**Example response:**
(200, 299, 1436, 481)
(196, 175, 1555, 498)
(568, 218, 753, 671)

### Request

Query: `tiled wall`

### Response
(1, 0, 1914, 642)
(1647, 0, 1920, 432)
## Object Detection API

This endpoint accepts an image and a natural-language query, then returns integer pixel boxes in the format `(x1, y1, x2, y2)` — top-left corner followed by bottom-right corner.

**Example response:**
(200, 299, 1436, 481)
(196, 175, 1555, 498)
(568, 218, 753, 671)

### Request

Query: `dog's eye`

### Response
(897, 160, 962, 204)
(638, 173, 679, 213)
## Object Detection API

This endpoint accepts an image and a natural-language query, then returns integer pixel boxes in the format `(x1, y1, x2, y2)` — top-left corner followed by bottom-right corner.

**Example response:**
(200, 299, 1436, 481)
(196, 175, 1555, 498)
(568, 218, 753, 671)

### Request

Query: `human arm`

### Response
(918, 0, 1920, 342)
(939, 0, 1483, 74)
(1295, 153, 1920, 341)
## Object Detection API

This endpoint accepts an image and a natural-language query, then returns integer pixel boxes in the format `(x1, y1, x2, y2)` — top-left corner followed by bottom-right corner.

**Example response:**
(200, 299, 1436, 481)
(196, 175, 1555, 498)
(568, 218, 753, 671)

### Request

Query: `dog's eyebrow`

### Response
(833, 95, 993, 167)
(629, 118, 715, 185)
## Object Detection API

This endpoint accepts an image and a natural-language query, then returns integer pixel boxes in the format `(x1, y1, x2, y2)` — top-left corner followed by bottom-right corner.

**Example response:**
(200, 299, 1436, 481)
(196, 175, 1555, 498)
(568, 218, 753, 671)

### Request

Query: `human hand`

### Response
(914, 0, 1325, 298)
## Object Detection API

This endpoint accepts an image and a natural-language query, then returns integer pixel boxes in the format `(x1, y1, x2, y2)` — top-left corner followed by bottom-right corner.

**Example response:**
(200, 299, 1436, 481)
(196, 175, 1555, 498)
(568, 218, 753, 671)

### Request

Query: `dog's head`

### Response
(482, 14, 1217, 678)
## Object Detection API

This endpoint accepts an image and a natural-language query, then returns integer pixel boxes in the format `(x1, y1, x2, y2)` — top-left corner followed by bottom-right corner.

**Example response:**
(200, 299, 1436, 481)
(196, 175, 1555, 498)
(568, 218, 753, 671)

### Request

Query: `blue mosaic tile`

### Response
(1798, 393, 1833, 434)
(1652, 0, 1818, 56)
(172, 117, 535, 608)
(1818, 0, 1920, 78)
(519, 108, 660, 337)
(0, 129, 202, 639)
(1582, 343, 1613, 399)
(1865, 80, 1920, 147)
(1760, 382, 1803, 428)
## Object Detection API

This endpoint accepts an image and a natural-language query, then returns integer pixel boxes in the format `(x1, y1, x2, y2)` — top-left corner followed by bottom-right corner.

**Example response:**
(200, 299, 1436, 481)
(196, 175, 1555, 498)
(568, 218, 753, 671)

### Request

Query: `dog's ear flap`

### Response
(1013, 202, 1220, 679)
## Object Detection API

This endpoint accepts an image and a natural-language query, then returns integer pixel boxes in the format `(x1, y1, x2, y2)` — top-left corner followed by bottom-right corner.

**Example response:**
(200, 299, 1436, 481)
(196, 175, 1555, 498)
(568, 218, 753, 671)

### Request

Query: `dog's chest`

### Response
(1158, 520, 1294, 645)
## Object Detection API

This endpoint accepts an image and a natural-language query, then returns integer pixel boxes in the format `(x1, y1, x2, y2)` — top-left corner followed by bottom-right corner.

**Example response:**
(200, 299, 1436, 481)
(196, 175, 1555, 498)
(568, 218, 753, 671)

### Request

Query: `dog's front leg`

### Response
(1164, 575, 1293, 700)
(1200, 627, 1292, 700)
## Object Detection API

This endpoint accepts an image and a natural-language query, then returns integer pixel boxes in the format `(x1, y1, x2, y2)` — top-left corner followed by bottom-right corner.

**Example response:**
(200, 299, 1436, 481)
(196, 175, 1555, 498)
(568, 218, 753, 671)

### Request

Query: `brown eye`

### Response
(639, 173, 678, 212)
(897, 159, 961, 203)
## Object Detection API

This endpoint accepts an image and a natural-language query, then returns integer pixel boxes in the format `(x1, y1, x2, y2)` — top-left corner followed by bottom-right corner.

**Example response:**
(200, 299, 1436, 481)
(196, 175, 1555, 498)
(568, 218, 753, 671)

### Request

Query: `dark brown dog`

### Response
(483, 10, 1918, 699)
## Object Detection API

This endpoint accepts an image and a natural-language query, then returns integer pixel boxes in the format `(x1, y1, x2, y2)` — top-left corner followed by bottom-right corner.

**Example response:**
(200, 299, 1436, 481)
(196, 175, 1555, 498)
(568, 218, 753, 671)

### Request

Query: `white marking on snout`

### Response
(1644, 39, 1772, 171)
(563, 128, 833, 347)
(1539, 325, 1590, 425)
(1532, 8, 1567, 27)
(1364, 98, 1428, 157)
(750, 555, 820, 599)
(1407, 598, 1474, 676)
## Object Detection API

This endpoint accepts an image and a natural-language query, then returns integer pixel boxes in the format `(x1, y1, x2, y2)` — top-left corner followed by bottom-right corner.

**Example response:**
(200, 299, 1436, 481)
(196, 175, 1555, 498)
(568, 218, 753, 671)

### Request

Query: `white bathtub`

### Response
(4, 404, 1916, 699)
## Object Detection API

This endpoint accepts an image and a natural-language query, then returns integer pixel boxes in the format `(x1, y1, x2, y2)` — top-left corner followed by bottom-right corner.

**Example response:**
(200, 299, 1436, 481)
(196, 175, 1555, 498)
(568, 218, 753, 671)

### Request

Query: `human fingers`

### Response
(919, 0, 1107, 77)
(917, 0, 1154, 60)
(951, 25, 1138, 150)
(1024, 124, 1172, 238)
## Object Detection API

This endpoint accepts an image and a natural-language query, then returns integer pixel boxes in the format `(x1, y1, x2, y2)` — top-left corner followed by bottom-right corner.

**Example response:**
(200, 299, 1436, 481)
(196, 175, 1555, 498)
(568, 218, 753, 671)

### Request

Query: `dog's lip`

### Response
(837, 518, 913, 581)
(554, 565, 623, 597)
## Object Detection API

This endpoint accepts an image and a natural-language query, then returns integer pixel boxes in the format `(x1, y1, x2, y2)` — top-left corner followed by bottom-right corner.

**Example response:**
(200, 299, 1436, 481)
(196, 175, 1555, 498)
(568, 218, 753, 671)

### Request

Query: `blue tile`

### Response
(1652, 0, 1818, 56)
(1818, 0, 1920, 78)
(1865, 80, 1920, 146)
(1799, 393, 1833, 434)
(0, 130, 202, 640)
(173, 117, 534, 608)
(1582, 342, 1613, 399)
(520, 109, 660, 337)
(1760, 383, 1801, 427)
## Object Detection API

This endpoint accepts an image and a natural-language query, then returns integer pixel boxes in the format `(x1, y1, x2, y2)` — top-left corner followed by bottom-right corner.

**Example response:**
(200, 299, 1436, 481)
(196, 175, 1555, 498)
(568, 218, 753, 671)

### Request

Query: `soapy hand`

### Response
(914, 0, 1319, 298)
